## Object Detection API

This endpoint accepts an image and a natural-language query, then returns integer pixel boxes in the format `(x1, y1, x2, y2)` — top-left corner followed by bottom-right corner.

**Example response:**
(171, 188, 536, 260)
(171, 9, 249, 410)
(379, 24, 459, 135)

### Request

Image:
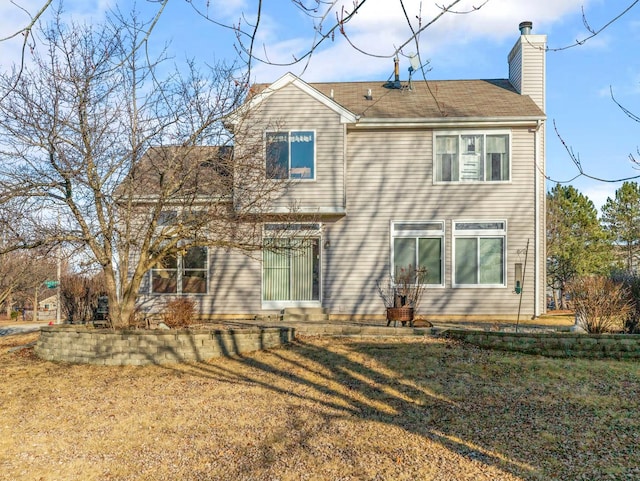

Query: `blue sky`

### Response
(1, 0, 639, 211)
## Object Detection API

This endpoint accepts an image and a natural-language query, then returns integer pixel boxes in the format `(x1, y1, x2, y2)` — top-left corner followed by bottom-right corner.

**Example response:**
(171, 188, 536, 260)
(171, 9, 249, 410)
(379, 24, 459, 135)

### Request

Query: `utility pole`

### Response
(56, 243, 61, 324)
(33, 286, 39, 322)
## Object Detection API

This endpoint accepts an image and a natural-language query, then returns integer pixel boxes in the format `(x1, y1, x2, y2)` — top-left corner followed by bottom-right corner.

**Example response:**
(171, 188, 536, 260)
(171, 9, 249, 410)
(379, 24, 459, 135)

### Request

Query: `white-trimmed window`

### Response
(151, 246, 208, 294)
(435, 132, 510, 182)
(391, 221, 444, 286)
(453, 221, 506, 287)
(266, 130, 315, 180)
(158, 210, 177, 226)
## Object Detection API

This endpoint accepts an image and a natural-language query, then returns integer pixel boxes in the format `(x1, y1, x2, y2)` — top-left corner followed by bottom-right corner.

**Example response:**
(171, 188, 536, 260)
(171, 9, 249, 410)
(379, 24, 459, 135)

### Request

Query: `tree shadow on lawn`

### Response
(163, 335, 640, 480)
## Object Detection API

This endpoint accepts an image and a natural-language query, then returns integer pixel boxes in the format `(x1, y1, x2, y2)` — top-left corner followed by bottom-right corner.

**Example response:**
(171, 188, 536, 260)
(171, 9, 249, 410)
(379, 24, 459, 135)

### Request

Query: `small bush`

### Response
(567, 276, 631, 333)
(163, 298, 196, 329)
(610, 270, 640, 333)
(377, 265, 428, 309)
(60, 273, 106, 323)
(127, 307, 148, 329)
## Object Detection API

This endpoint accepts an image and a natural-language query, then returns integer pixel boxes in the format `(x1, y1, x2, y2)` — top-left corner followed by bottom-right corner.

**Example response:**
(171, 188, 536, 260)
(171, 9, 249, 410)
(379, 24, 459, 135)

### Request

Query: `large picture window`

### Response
(391, 221, 444, 286)
(266, 130, 315, 180)
(453, 221, 506, 287)
(151, 246, 208, 294)
(435, 132, 510, 182)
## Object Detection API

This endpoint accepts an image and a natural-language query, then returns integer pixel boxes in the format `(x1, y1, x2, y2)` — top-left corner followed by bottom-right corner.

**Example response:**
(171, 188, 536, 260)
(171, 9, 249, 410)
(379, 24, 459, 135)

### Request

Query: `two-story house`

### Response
(140, 22, 547, 321)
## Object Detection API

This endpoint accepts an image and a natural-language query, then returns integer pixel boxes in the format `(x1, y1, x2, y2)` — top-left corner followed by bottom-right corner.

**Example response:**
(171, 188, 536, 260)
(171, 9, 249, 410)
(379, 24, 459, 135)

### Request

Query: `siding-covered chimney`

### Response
(508, 21, 546, 112)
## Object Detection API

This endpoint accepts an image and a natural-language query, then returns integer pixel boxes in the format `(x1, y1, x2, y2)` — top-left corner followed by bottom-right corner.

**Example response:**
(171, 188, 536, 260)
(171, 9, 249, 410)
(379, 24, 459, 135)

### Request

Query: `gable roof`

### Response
(249, 73, 545, 125)
(239, 72, 358, 125)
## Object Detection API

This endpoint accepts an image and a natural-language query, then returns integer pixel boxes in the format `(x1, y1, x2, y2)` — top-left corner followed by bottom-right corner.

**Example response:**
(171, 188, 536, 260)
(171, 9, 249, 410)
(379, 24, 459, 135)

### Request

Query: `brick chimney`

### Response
(508, 21, 547, 112)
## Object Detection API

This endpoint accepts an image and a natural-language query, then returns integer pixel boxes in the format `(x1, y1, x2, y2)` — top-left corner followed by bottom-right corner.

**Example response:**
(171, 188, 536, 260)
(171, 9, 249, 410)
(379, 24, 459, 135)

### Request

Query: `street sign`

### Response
(45, 280, 59, 288)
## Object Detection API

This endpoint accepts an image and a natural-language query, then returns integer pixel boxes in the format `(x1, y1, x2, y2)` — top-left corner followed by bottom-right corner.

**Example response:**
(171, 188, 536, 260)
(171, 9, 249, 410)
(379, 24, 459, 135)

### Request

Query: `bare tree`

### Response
(60, 272, 105, 324)
(0, 9, 291, 327)
(0, 248, 55, 318)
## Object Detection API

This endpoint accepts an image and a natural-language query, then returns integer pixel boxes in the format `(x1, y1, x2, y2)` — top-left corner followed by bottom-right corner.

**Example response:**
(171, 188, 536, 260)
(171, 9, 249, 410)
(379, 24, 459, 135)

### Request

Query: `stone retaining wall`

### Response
(35, 326, 295, 365)
(444, 329, 640, 359)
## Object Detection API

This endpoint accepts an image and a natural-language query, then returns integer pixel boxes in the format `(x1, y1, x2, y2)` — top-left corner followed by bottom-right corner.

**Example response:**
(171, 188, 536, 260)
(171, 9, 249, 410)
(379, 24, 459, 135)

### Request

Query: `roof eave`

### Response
(124, 195, 232, 205)
(351, 115, 546, 129)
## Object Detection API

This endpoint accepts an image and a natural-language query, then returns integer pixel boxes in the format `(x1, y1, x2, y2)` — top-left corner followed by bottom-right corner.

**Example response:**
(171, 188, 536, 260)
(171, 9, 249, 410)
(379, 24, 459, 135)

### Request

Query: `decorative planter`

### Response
(386, 307, 414, 327)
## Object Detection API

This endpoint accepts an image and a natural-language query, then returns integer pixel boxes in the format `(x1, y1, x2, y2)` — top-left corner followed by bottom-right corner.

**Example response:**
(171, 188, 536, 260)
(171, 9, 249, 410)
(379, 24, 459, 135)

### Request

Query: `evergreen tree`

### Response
(601, 181, 640, 272)
(546, 184, 612, 308)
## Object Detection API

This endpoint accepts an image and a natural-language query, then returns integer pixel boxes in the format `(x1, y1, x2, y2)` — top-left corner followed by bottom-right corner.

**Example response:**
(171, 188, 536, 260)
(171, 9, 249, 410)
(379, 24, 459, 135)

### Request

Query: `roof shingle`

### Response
(253, 77, 544, 120)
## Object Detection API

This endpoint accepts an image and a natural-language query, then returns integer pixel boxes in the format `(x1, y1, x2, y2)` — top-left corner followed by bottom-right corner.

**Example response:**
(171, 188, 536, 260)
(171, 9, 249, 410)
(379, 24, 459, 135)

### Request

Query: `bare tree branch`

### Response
(550, 120, 640, 184)
(611, 86, 640, 123)
(0, 0, 53, 103)
(547, 0, 639, 51)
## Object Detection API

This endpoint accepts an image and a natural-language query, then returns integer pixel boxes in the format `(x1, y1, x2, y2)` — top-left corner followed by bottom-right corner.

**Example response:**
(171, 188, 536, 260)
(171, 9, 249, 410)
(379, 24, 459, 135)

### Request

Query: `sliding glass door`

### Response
(263, 238, 320, 306)
(262, 238, 320, 306)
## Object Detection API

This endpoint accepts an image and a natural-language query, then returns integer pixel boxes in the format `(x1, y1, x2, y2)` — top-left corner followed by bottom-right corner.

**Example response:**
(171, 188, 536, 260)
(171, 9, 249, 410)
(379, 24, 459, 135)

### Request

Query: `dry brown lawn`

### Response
(1, 330, 639, 481)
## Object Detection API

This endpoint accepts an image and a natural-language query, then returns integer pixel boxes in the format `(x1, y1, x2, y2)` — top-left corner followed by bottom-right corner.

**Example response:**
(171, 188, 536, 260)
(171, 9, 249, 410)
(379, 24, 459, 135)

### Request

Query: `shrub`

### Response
(567, 276, 631, 333)
(610, 270, 640, 333)
(60, 273, 106, 323)
(377, 265, 428, 309)
(163, 298, 196, 329)
(127, 306, 148, 329)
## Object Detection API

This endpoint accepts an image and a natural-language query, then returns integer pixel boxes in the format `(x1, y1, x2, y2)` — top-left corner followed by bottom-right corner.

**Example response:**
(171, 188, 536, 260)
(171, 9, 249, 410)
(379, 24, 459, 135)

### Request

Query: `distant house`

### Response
(38, 295, 57, 312)
(138, 22, 547, 320)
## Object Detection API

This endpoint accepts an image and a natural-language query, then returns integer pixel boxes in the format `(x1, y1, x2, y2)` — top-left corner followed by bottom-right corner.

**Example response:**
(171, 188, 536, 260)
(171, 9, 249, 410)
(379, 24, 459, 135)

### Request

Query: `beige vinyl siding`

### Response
(202, 247, 262, 314)
(508, 43, 522, 95)
(508, 33, 546, 314)
(508, 35, 546, 112)
(521, 38, 546, 112)
(136, 125, 542, 318)
(252, 84, 345, 211)
(323, 127, 539, 317)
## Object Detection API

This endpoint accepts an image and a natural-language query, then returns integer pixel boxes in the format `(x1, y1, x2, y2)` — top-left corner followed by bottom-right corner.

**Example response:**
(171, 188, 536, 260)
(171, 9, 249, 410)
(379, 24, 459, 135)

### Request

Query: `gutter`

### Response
(126, 195, 232, 205)
(351, 115, 546, 129)
(268, 206, 347, 216)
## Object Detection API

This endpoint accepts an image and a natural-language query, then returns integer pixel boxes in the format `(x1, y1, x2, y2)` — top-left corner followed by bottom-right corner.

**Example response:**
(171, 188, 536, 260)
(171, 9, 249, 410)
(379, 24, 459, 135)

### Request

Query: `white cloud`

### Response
(581, 182, 622, 214)
(250, 0, 598, 82)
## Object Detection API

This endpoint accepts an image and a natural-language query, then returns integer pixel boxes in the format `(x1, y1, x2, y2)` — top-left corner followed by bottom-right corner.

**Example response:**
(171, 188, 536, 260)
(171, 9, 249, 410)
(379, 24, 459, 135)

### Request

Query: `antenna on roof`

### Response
(409, 54, 420, 72)
(407, 53, 420, 90)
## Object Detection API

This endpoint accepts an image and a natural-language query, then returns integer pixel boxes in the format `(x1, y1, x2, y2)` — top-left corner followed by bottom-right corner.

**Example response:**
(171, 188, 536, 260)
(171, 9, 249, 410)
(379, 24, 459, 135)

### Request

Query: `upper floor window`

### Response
(266, 131, 315, 180)
(435, 132, 510, 182)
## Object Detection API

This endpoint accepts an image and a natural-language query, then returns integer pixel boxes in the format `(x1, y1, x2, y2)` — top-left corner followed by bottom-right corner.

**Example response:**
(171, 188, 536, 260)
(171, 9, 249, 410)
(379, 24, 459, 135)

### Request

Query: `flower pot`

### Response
(386, 307, 414, 327)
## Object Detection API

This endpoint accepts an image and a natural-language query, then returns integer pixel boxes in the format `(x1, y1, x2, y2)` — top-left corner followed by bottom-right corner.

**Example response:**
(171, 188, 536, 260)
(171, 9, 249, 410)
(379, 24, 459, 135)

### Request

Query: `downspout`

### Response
(533, 119, 542, 317)
(343, 123, 348, 210)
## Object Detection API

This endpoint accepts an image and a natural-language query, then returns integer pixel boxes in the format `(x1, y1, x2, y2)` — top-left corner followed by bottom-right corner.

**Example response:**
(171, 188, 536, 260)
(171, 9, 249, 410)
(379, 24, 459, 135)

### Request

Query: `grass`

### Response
(1, 331, 639, 481)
